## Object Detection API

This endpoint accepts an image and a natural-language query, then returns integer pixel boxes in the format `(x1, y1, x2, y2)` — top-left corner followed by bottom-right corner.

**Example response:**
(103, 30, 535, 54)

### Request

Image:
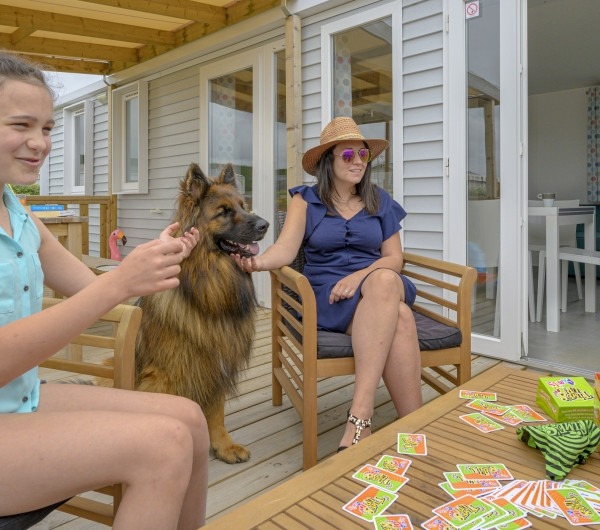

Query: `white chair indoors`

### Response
(528, 199, 582, 322)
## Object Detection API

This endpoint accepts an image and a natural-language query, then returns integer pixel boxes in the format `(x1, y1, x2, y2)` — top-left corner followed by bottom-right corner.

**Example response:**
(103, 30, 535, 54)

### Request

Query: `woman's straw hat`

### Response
(301, 117, 389, 176)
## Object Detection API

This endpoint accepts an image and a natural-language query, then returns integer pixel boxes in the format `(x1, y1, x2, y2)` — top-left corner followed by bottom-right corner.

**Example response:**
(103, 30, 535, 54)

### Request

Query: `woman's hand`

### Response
(159, 222, 200, 259)
(231, 254, 262, 274)
(329, 272, 362, 304)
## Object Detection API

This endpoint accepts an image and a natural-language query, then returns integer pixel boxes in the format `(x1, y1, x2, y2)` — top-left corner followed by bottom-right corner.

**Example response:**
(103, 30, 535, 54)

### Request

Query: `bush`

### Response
(11, 184, 40, 195)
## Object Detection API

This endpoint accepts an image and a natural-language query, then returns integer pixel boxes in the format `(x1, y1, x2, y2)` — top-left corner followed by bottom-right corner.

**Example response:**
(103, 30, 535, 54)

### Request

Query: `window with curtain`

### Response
(332, 18, 393, 194)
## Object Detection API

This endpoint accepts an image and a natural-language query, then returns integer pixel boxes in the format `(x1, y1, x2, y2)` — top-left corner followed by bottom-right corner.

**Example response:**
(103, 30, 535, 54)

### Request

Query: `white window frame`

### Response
(112, 81, 148, 194)
(63, 100, 93, 195)
(320, 3, 401, 198)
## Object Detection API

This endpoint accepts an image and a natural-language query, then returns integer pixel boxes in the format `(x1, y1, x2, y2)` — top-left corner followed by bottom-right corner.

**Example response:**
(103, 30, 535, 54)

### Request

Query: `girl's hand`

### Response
(159, 222, 200, 259)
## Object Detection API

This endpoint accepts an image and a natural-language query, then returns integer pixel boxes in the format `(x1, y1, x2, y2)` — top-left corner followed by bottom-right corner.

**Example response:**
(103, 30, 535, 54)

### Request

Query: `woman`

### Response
(0, 51, 209, 529)
(235, 117, 423, 451)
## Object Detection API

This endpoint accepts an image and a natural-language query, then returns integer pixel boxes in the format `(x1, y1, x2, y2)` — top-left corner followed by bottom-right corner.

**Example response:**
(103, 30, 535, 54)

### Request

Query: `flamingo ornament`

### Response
(109, 229, 127, 261)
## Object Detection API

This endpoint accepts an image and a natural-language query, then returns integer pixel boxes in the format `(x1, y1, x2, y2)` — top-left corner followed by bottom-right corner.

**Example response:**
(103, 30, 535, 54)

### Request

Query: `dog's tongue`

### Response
(243, 242, 260, 256)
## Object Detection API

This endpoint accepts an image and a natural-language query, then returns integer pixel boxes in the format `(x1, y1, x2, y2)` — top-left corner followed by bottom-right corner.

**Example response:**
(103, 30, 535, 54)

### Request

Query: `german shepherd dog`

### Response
(135, 163, 269, 463)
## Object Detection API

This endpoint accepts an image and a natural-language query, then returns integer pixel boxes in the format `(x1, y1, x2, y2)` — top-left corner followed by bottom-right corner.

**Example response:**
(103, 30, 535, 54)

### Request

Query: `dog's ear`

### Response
(217, 163, 237, 187)
(185, 163, 210, 200)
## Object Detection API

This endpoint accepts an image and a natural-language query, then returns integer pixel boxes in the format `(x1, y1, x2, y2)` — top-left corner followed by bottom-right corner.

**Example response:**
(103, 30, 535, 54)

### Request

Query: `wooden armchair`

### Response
(270, 252, 476, 469)
(0, 298, 142, 529)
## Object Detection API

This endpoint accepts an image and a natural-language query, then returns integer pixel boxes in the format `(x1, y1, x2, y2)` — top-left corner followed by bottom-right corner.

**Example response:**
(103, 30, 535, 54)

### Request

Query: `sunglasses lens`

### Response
(339, 148, 372, 163)
(358, 148, 371, 163)
(341, 149, 355, 162)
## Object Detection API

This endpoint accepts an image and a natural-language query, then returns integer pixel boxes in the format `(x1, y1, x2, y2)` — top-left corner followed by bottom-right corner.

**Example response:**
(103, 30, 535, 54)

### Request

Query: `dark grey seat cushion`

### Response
(317, 311, 462, 359)
(0, 500, 67, 530)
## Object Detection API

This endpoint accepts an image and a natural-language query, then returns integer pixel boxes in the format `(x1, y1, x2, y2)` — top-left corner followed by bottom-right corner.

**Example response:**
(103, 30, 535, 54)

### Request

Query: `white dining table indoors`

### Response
(528, 205, 596, 332)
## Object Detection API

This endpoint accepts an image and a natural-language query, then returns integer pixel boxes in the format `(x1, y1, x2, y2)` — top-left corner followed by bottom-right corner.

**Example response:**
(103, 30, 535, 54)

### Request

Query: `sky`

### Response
(44, 72, 104, 99)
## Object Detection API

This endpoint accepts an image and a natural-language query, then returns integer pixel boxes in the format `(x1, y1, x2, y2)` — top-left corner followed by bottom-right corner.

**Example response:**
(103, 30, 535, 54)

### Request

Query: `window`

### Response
(63, 101, 93, 194)
(325, 13, 395, 195)
(112, 81, 148, 194)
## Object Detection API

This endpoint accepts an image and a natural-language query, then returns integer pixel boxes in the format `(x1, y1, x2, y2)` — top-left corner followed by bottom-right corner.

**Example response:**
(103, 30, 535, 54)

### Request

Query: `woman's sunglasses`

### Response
(334, 147, 372, 164)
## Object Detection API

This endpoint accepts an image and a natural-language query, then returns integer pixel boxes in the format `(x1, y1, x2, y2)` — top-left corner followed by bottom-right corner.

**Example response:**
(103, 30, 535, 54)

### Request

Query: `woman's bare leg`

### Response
(340, 269, 404, 447)
(382, 303, 423, 416)
(0, 383, 209, 530)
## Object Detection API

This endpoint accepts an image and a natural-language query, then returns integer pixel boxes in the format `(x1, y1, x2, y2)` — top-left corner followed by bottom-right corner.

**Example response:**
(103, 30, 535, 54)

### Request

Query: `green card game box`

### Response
(536, 376, 595, 422)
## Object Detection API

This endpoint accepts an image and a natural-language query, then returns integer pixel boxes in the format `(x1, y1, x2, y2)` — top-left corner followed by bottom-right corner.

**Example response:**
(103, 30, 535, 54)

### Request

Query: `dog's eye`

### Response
(220, 206, 233, 216)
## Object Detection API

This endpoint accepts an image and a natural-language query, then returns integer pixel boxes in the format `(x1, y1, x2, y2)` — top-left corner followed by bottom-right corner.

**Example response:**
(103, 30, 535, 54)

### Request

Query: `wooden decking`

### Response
(37, 307, 505, 529)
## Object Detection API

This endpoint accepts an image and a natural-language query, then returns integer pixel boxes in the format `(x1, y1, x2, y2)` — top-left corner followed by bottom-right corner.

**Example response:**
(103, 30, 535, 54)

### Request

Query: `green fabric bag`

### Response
(516, 419, 600, 480)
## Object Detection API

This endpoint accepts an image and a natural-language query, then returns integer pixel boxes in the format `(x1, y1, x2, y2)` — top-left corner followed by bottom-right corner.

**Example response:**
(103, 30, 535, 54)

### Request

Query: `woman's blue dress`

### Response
(290, 185, 416, 333)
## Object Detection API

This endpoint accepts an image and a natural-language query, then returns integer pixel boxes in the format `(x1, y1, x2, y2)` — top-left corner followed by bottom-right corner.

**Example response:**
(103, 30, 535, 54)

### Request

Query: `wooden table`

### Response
(40, 216, 88, 260)
(529, 205, 596, 332)
(204, 365, 600, 529)
(82, 255, 120, 275)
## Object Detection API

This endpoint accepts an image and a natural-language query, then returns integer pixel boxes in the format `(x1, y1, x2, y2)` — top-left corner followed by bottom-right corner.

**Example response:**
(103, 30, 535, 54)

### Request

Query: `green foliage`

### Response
(11, 184, 40, 195)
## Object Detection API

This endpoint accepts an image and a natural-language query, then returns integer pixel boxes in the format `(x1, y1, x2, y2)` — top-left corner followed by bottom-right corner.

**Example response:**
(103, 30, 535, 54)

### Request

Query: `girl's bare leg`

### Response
(0, 383, 209, 530)
(340, 269, 404, 447)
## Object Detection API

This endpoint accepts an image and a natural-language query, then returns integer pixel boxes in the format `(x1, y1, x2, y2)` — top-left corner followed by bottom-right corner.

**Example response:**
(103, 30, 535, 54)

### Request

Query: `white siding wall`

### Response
(116, 67, 202, 252)
(400, 0, 444, 258)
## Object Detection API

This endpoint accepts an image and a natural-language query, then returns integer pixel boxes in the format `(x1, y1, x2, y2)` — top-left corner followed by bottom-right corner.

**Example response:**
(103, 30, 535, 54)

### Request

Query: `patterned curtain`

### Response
(334, 34, 353, 117)
(586, 87, 600, 203)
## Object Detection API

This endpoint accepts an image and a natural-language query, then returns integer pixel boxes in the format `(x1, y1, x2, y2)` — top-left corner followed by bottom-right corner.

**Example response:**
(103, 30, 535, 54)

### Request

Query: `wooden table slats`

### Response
(204, 365, 600, 529)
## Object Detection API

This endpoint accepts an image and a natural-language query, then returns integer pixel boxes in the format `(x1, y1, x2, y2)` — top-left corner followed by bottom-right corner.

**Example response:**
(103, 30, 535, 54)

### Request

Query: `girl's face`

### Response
(331, 140, 369, 187)
(0, 79, 54, 188)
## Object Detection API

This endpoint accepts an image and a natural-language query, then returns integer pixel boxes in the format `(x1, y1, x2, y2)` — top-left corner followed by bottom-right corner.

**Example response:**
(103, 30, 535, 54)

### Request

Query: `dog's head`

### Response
(177, 162, 269, 258)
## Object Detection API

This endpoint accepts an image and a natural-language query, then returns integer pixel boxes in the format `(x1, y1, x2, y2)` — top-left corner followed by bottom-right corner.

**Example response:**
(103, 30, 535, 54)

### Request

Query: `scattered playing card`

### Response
(509, 404, 547, 422)
(459, 390, 497, 401)
(466, 399, 510, 416)
(397, 433, 427, 455)
(545, 487, 600, 525)
(482, 409, 523, 426)
(342, 485, 398, 522)
(433, 494, 494, 528)
(421, 515, 460, 529)
(443, 471, 501, 490)
(373, 514, 414, 529)
(352, 463, 409, 493)
(460, 413, 505, 433)
(456, 463, 514, 481)
(375, 454, 412, 475)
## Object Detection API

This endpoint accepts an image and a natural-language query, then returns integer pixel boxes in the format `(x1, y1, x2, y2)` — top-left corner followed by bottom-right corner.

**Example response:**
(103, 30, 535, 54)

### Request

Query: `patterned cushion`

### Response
(316, 311, 462, 359)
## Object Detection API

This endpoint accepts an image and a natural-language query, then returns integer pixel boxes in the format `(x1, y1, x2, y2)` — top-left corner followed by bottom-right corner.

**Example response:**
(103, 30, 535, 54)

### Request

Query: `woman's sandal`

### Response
(337, 411, 372, 453)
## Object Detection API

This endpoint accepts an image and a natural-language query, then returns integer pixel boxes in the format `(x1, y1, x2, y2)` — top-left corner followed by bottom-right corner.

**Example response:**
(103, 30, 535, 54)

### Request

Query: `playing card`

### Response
(459, 390, 497, 401)
(456, 463, 514, 481)
(342, 485, 398, 522)
(443, 471, 500, 490)
(352, 463, 409, 493)
(397, 433, 427, 455)
(482, 409, 523, 426)
(433, 494, 494, 528)
(509, 404, 547, 422)
(420, 515, 460, 529)
(545, 487, 600, 525)
(460, 413, 505, 433)
(466, 399, 510, 416)
(375, 454, 412, 475)
(373, 514, 414, 529)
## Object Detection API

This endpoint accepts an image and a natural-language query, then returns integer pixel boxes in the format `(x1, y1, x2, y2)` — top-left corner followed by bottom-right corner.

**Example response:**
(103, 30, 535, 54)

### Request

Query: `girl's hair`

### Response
(0, 51, 54, 99)
(314, 145, 380, 215)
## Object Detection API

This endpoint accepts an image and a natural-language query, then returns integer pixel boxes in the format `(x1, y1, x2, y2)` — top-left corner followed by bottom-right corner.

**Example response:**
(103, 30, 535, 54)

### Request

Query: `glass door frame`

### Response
(447, 0, 526, 361)
(199, 43, 284, 307)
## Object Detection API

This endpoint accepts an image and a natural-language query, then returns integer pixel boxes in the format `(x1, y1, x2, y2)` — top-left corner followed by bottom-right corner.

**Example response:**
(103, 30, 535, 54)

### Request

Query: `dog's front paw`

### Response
(214, 443, 251, 464)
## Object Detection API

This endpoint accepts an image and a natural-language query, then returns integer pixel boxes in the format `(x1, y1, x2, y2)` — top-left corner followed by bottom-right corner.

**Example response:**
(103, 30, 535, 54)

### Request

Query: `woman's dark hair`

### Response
(0, 51, 54, 99)
(314, 145, 380, 215)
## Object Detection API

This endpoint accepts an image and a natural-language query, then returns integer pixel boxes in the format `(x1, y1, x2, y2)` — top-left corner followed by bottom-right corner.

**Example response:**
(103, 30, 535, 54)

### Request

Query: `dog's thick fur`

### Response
(135, 163, 269, 463)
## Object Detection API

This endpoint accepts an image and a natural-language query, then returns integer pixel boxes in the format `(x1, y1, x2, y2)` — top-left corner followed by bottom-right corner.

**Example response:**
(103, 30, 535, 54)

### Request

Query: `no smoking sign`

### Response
(465, 1, 480, 19)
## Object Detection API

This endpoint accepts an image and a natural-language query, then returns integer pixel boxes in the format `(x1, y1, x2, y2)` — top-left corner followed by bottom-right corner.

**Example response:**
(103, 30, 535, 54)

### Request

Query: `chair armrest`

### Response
(401, 252, 477, 334)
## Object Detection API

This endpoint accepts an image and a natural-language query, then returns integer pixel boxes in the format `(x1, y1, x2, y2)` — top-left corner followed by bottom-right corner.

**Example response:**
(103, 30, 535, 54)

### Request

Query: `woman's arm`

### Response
(233, 193, 307, 272)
